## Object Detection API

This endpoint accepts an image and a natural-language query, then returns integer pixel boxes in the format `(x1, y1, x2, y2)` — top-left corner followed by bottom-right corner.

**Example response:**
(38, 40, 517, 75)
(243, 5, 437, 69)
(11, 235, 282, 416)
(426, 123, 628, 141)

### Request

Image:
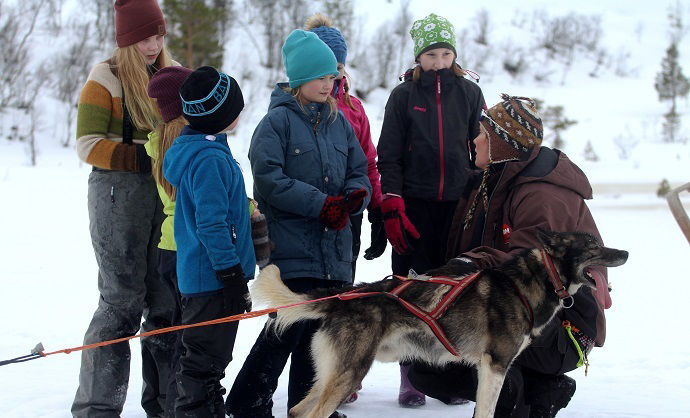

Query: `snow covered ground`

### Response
(0, 144, 689, 417)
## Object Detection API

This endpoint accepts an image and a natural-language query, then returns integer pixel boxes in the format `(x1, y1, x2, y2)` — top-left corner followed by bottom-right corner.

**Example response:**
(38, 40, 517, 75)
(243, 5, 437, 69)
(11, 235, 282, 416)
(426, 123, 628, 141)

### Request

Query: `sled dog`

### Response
(252, 230, 628, 418)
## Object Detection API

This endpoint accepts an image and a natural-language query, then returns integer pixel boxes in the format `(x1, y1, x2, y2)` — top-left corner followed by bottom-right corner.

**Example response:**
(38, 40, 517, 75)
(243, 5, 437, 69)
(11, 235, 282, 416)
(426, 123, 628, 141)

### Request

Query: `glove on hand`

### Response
(216, 264, 251, 313)
(380, 196, 420, 255)
(320, 196, 349, 230)
(251, 212, 272, 268)
(343, 189, 368, 214)
(363, 207, 387, 260)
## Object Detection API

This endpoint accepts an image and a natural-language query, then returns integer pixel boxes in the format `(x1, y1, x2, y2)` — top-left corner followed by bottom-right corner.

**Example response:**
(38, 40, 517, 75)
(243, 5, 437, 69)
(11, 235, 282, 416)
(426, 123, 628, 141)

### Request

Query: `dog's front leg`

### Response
(474, 353, 508, 418)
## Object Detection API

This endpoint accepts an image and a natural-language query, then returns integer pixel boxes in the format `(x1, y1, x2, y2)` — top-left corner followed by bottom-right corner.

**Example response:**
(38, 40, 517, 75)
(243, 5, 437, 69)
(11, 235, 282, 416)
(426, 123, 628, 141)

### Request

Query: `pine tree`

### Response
(163, 0, 224, 69)
(535, 99, 577, 150)
(655, 42, 689, 142)
(583, 140, 599, 162)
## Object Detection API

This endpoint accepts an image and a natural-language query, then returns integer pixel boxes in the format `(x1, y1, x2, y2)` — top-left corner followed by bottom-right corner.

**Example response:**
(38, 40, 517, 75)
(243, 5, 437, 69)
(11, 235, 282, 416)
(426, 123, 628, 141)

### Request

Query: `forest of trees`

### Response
(0, 0, 687, 164)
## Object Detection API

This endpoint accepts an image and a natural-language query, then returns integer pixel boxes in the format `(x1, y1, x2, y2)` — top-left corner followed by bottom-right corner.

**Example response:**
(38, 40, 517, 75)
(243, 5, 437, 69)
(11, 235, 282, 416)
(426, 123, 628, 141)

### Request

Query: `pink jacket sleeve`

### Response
(339, 95, 383, 209)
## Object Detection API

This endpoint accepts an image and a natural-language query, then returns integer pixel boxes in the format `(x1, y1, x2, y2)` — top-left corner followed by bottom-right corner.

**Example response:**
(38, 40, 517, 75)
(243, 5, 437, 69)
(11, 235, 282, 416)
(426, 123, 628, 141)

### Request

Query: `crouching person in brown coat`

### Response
(408, 94, 612, 418)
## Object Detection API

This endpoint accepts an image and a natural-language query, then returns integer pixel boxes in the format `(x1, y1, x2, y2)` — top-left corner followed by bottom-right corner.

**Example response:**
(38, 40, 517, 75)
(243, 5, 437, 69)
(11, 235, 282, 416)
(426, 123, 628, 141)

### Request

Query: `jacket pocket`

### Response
(331, 142, 348, 191)
(285, 140, 318, 184)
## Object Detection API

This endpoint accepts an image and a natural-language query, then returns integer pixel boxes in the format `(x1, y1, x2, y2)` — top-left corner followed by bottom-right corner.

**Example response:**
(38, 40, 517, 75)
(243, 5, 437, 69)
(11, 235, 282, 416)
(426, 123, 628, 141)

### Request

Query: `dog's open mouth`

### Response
(583, 270, 596, 286)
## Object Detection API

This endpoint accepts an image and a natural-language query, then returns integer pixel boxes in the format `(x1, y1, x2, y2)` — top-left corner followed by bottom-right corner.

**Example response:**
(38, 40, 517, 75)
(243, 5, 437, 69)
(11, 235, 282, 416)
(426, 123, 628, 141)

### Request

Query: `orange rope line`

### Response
(40, 293, 344, 358)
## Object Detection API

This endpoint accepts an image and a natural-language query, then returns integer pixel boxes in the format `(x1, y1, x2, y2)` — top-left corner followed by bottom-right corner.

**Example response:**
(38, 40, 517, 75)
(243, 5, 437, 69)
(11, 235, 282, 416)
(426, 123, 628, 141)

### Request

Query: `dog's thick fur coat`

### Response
(252, 230, 628, 418)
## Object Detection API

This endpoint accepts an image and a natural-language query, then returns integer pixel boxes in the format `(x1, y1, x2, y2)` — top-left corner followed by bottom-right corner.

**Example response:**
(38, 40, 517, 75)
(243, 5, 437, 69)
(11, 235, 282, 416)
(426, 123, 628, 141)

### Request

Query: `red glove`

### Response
(380, 195, 420, 255)
(320, 196, 349, 230)
(343, 189, 368, 214)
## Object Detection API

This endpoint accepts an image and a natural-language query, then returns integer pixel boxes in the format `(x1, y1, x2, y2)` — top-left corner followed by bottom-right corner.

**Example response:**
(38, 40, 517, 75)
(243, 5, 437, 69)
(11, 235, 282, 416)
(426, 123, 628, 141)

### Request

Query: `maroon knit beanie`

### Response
(148, 66, 193, 122)
(114, 0, 167, 48)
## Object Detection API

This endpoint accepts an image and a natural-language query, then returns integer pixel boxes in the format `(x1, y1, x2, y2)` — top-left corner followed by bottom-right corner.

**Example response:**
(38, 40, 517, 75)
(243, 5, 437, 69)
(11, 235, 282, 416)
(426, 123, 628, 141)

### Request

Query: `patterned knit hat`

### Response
(179, 66, 244, 134)
(481, 94, 543, 164)
(306, 14, 348, 64)
(148, 66, 193, 122)
(410, 13, 457, 60)
(282, 30, 339, 88)
(114, 0, 166, 48)
(463, 94, 543, 230)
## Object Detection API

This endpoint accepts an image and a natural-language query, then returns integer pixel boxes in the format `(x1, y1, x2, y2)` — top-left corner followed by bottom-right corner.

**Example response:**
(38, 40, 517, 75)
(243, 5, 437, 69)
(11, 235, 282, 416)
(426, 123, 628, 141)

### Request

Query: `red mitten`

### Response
(343, 189, 368, 214)
(320, 196, 349, 230)
(380, 195, 420, 255)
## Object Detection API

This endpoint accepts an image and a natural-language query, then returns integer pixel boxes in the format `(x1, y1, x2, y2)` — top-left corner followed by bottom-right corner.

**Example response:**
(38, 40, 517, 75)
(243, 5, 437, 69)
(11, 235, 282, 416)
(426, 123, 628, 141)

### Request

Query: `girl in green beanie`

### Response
(376, 12, 487, 408)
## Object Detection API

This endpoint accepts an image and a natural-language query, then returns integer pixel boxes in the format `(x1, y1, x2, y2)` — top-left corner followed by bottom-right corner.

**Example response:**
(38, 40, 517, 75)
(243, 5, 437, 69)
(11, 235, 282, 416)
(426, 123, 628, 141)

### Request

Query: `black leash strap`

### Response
(0, 343, 44, 367)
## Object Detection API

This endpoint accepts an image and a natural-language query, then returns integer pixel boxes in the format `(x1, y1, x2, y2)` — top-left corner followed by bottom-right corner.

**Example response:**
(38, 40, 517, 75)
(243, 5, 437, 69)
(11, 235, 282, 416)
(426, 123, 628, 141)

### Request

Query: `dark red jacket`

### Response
(333, 78, 383, 208)
(447, 147, 610, 346)
(377, 68, 485, 201)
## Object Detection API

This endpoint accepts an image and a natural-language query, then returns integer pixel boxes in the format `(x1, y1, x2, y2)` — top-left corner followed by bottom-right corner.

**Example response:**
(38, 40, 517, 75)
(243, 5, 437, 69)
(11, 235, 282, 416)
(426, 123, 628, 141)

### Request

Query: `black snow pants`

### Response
(174, 290, 241, 417)
(390, 197, 458, 277)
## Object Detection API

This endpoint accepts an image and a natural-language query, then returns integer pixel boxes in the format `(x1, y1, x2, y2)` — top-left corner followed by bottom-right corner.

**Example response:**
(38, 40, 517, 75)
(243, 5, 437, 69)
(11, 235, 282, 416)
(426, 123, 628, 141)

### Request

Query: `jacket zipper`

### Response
(436, 74, 445, 201)
(313, 111, 321, 137)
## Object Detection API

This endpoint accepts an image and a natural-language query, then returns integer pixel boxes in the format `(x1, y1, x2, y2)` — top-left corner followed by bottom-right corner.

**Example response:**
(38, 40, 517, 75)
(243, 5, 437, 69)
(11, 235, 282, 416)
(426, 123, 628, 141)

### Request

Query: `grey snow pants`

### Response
(72, 169, 177, 418)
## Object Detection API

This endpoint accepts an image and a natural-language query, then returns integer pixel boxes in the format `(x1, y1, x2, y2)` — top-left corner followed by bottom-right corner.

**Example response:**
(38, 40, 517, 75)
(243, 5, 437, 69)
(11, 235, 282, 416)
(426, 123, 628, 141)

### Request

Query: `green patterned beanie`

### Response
(410, 13, 457, 60)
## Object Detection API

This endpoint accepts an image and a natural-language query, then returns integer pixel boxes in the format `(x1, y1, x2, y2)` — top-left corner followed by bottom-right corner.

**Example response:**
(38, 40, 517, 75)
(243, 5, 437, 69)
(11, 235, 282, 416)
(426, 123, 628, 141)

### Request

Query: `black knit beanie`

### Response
(179, 66, 244, 134)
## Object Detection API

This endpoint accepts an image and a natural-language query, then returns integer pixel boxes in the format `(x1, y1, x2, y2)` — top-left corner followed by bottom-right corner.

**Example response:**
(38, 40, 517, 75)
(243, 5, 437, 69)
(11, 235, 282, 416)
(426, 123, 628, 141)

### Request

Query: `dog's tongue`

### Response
(588, 268, 612, 309)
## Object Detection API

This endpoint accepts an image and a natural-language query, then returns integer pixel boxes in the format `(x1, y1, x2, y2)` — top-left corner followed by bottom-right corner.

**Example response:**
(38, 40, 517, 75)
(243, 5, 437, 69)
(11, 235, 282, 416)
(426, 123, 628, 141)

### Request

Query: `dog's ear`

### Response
(535, 228, 555, 251)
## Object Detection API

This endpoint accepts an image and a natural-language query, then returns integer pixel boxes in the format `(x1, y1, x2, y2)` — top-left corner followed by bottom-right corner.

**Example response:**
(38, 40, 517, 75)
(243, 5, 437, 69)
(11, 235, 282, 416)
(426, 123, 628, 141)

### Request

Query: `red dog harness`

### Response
(337, 273, 481, 356)
(332, 251, 565, 357)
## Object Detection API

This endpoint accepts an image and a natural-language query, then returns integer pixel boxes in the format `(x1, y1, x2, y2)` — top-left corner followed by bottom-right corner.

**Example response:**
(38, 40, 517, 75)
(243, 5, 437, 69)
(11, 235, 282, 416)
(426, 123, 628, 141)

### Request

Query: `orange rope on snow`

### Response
(3, 275, 409, 366)
(40, 293, 345, 358)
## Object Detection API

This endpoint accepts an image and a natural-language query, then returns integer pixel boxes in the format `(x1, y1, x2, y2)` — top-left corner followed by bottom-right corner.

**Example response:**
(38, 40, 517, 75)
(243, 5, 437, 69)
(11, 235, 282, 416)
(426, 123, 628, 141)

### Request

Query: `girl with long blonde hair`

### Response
(72, 1, 178, 417)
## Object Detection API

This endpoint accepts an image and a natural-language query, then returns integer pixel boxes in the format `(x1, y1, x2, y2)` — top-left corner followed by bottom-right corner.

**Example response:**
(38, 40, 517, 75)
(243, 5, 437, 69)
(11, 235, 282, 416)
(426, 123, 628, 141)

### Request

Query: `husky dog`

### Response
(252, 230, 628, 418)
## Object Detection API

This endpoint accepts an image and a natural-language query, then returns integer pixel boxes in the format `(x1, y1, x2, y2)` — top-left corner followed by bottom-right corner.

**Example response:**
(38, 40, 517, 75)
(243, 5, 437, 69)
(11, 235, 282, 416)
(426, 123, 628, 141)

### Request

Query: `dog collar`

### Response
(541, 249, 574, 309)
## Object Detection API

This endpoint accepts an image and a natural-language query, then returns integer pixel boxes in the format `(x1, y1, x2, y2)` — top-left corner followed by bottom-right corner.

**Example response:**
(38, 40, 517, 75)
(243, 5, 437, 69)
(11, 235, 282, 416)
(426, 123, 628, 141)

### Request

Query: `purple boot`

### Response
(398, 364, 426, 407)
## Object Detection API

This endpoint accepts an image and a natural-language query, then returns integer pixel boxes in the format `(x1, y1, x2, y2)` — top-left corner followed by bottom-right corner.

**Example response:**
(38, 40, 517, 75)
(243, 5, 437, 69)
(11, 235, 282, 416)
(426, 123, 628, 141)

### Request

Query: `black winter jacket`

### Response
(377, 68, 485, 201)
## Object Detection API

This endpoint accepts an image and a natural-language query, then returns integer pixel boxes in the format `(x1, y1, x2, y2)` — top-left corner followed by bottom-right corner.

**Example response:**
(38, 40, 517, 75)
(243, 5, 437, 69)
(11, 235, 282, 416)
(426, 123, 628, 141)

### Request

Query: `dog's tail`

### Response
(251, 264, 327, 334)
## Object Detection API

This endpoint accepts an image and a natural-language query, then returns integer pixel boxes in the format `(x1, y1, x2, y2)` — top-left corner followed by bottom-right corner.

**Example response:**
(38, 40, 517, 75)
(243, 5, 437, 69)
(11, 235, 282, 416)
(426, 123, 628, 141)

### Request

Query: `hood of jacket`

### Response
(163, 126, 231, 187)
(497, 146, 593, 201)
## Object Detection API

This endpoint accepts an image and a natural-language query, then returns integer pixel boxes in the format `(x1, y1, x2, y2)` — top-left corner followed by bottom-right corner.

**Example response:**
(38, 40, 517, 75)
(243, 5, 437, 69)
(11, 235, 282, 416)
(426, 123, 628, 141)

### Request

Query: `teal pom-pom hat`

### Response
(282, 29, 339, 88)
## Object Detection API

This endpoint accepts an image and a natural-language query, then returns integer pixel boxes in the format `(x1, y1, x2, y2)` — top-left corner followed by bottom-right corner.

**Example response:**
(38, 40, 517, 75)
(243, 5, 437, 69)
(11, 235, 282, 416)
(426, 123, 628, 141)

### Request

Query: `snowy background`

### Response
(1, 0, 690, 417)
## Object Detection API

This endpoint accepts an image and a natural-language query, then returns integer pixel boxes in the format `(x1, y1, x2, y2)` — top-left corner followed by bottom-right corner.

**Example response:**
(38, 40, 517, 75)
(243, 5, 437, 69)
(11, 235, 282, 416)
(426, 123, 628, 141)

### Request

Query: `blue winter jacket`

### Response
(249, 84, 371, 282)
(163, 126, 256, 295)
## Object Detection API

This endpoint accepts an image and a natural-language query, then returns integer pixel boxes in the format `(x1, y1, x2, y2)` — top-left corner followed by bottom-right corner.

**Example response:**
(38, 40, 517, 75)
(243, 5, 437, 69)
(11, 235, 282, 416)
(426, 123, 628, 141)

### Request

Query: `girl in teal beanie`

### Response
(225, 29, 371, 418)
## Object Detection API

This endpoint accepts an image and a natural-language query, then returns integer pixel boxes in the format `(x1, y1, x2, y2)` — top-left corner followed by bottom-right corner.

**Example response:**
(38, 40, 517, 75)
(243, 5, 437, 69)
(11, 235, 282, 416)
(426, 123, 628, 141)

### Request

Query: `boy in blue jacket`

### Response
(163, 66, 255, 417)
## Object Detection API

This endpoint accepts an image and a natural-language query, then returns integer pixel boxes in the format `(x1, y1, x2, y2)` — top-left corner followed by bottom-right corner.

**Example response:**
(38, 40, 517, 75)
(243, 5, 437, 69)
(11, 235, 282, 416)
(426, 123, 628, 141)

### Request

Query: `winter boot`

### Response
(528, 375, 576, 418)
(398, 363, 426, 407)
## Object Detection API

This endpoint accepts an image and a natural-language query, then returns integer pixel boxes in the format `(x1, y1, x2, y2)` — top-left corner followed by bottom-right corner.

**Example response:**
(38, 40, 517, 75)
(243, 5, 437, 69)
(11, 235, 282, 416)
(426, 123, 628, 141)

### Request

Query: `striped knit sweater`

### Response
(76, 62, 157, 171)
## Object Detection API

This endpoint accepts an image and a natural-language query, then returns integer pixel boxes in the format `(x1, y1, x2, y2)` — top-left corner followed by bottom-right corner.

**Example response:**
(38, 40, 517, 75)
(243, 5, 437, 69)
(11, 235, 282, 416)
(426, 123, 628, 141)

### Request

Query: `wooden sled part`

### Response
(667, 182, 690, 245)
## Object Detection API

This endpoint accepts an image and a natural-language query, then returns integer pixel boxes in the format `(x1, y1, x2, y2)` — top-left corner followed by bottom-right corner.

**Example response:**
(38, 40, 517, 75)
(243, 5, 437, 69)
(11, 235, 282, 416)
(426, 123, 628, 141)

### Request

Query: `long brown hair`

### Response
(153, 116, 186, 201)
(113, 44, 172, 131)
(412, 62, 466, 82)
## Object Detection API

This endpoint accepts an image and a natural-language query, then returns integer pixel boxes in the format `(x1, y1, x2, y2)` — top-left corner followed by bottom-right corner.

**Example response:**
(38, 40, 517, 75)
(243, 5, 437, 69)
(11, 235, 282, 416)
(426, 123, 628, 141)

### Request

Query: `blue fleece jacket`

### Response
(163, 126, 255, 295)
